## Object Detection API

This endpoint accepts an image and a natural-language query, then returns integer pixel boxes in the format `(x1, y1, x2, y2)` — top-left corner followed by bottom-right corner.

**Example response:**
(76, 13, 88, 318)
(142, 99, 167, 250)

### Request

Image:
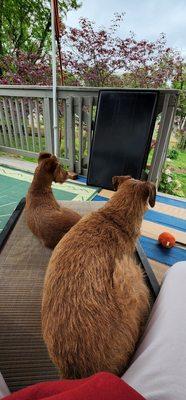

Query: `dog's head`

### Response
(112, 175, 156, 208)
(38, 152, 68, 183)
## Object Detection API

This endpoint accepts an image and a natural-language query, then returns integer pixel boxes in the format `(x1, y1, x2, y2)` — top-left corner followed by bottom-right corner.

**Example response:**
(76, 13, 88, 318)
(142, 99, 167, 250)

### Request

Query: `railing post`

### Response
(78, 97, 83, 174)
(0, 101, 8, 146)
(43, 97, 54, 154)
(148, 93, 179, 185)
(0, 86, 178, 180)
(66, 96, 75, 171)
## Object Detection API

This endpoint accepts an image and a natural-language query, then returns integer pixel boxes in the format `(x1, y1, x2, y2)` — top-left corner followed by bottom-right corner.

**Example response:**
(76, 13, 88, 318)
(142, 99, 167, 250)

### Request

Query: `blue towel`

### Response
(145, 210, 186, 232)
(92, 193, 186, 266)
(156, 194, 186, 209)
(140, 236, 186, 266)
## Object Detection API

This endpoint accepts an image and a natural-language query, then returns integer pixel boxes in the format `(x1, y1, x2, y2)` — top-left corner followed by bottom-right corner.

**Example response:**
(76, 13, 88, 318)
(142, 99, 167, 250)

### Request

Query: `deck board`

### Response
(142, 220, 186, 245)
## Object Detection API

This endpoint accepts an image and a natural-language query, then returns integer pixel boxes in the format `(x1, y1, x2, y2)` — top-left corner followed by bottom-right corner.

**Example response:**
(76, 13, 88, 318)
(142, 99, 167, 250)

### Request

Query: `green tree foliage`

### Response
(0, 0, 80, 58)
(172, 64, 186, 149)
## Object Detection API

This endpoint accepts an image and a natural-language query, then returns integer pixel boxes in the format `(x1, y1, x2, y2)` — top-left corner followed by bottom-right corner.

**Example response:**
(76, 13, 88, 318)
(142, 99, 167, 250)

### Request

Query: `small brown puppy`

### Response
(42, 176, 156, 378)
(26, 152, 81, 249)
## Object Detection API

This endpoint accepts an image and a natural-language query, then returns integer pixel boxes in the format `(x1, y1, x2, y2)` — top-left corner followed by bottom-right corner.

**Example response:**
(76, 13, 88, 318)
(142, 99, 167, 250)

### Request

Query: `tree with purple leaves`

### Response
(0, 11, 184, 87)
(61, 14, 183, 88)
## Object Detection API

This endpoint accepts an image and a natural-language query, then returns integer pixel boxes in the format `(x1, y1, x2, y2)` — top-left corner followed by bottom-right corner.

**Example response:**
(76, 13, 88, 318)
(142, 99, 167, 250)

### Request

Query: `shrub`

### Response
(159, 168, 184, 197)
(167, 148, 179, 160)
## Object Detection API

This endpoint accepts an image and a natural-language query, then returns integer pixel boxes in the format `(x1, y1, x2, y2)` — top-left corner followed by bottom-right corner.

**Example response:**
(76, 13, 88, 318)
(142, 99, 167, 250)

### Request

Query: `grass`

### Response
(145, 147, 186, 197)
(166, 151, 186, 197)
(174, 172, 186, 197)
(167, 150, 186, 171)
(0, 150, 38, 164)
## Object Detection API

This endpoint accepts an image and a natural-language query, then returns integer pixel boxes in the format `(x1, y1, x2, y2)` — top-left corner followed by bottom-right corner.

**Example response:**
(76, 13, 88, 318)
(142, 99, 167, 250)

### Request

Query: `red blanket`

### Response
(4, 372, 145, 400)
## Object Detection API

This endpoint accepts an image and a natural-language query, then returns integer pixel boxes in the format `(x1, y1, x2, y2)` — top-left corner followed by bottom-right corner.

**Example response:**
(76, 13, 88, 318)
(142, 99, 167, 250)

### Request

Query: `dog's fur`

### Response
(42, 176, 156, 378)
(26, 152, 81, 249)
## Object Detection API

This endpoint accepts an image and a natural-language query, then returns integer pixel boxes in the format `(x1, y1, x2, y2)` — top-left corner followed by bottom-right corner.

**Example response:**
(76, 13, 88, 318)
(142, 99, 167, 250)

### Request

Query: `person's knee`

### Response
(164, 261, 186, 281)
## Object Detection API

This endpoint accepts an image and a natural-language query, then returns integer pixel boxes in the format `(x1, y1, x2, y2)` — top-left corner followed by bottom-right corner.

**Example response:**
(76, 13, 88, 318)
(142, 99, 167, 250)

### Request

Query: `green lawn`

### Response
(146, 148, 185, 197)
(174, 172, 186, 197)
(0, 150, 38, 163)
(166, 151, 186, 197)
(167, 150, 186, 171)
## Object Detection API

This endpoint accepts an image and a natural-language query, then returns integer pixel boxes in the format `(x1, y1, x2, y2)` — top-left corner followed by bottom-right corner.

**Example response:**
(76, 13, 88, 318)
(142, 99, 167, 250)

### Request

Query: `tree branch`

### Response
(35, 15, 51, 59)
(0, 0, 4, 55)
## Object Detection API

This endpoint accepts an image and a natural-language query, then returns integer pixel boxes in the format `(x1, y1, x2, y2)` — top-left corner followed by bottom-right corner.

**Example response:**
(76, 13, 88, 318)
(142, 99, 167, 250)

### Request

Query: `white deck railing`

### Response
(0, 86, 99, 175)
(0, 85, 179, 182)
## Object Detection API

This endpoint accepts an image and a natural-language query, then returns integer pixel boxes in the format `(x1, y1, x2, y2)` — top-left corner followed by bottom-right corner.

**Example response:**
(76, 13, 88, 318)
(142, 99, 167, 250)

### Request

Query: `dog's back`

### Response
(26, 153, 81, 249)
(42, 176, 156, 377)
(42, 213, 138, 377)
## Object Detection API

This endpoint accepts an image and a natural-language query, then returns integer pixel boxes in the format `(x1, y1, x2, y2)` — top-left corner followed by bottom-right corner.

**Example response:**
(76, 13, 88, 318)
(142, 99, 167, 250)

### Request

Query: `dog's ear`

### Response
(148, 183, 156, 207)
(44, 156, 58, 173)
(38, 152, 52, 164)
(140, 182, 156, 208)
(112, 175, 131, 191)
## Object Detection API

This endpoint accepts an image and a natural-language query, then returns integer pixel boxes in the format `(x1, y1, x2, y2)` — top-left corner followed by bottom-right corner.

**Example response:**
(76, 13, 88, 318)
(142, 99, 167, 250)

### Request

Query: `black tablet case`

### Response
(87, 90, 158, 189)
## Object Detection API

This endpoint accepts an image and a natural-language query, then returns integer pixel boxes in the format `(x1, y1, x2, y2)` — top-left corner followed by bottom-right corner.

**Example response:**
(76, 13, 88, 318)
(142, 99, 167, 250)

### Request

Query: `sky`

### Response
(65, 0, 186, 59)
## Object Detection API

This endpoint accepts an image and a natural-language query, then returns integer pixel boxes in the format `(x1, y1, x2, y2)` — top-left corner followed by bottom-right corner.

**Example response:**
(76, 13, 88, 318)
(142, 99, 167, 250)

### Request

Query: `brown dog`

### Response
(26, 152, 81, 249)
(42, 176, 156, 378)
